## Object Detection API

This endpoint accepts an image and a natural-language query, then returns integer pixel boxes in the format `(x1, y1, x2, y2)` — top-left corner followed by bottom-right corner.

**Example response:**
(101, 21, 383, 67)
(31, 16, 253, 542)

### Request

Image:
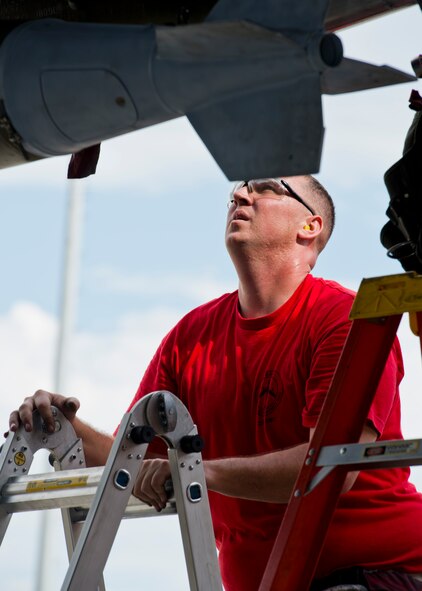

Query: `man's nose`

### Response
(232, 187, 253, 206)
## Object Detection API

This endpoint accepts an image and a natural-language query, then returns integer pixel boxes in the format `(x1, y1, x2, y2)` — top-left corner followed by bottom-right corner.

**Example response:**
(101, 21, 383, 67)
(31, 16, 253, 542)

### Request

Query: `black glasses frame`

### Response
(278, 179, 316, 216)
(229, 179, 316, 216)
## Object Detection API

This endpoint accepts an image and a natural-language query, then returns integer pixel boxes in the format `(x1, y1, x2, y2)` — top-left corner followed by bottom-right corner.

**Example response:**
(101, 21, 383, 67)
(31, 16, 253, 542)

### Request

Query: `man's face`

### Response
(225, 176, 314, 255)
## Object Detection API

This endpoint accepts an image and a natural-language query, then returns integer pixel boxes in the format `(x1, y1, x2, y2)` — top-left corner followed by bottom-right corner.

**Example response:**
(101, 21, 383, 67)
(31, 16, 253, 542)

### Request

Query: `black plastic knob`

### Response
(180, 435, 204, 454)
(130, 425, 155, 444)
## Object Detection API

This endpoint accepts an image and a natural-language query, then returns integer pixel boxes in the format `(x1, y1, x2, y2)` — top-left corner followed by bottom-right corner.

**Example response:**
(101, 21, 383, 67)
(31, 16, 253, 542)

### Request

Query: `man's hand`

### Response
(133, 458, 172, 512)
(7, 389, 80, 436)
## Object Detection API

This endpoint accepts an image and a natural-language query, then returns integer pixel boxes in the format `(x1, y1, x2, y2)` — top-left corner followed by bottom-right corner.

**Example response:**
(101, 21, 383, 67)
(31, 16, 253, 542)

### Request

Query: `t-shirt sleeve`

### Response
(112, 329, 179, 438)
(365, 339, 403, 436)
(302, 300, 403, 435)
(302, 311, 351, 429)
(131, 332, 179, 406)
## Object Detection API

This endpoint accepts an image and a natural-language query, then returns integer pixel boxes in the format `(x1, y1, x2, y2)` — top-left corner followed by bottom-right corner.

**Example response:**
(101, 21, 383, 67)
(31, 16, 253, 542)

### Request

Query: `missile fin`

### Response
(188, 77, 323, 180)
(322, 57, 417, 95)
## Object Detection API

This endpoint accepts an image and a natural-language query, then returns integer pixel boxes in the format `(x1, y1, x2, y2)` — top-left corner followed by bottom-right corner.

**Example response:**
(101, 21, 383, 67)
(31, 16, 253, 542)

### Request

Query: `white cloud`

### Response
(320, 83, 418, 191)
(91, 264, 236, 304)
(0, 302, 184, 432)
(0, 302, 56, 421)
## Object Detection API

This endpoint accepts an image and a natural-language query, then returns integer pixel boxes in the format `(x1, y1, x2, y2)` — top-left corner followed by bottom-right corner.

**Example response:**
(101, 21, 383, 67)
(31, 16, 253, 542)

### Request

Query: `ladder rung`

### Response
(316, 438, 422, 471)
(0, 466, 176, 518)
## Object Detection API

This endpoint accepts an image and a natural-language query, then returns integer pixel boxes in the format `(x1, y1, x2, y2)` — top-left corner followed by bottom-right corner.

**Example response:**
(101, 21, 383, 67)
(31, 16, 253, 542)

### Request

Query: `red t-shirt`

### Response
(128, 274, 422, 590)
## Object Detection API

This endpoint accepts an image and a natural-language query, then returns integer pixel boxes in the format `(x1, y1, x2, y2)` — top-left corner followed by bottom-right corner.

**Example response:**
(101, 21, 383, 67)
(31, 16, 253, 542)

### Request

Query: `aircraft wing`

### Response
(325, 0, 419, 31)
(206, 0, 328, 37)
(0, 0, 418, 31)
(206, 0, 419, 30)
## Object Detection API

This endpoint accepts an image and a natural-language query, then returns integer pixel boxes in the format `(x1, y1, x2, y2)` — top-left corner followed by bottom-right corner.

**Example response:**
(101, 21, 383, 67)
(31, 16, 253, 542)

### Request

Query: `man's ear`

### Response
(298, 216, 323, 240)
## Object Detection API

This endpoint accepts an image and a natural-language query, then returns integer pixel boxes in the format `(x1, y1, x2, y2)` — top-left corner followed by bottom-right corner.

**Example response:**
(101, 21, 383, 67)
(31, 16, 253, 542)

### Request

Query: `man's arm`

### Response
(133, 423, 377, 510)
(204, 443, 309, 503)
(8, 389, 113, 467)
(70, 416, 113, 466)
(132, 445, 308, 511)
(204, 423, 377, 502)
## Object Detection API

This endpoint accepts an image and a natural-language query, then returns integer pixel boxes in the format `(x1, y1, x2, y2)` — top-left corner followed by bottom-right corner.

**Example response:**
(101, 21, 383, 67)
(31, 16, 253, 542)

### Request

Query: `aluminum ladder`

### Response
(0, 390, 223, 591)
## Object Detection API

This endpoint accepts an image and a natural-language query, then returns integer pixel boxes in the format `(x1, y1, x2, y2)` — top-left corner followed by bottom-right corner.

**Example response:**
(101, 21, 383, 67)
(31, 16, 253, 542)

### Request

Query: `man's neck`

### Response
(236, 259, 310, 319)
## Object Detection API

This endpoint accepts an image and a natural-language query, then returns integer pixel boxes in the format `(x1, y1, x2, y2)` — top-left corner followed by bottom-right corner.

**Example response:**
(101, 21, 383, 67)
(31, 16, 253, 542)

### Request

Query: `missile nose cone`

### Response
(320, 33, 343, 68)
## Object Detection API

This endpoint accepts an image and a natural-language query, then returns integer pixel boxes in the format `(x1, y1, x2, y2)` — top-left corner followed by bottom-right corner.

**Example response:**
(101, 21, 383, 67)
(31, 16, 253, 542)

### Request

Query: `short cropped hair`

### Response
(305, 175, 335, 252)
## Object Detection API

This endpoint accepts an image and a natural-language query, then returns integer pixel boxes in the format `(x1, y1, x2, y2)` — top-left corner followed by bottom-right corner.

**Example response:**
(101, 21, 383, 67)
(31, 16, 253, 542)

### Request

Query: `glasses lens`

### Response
(249, 179, 284, 195)
(228, 179, 285, 208)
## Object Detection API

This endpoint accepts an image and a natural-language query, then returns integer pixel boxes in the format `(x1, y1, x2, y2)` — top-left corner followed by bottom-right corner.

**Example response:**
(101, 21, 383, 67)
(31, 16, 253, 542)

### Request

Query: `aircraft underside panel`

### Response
(0, 8, 416, 177)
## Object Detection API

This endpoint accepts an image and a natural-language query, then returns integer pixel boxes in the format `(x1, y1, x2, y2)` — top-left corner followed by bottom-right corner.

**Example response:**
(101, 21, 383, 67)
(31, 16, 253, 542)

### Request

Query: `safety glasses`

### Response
(228, 178, 316, 216)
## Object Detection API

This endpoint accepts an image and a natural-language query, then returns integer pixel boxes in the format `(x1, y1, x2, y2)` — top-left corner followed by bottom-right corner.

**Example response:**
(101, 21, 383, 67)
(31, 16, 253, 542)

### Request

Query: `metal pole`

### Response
(34, 179, 85, 591)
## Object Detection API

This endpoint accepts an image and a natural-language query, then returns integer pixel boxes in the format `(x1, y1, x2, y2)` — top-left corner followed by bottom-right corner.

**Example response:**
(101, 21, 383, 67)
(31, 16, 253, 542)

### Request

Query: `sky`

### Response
(1, 5, 422, 590)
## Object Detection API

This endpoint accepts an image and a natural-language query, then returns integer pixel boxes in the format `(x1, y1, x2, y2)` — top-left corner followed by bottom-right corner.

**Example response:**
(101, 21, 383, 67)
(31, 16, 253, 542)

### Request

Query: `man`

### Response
(9, 176, 422, 590)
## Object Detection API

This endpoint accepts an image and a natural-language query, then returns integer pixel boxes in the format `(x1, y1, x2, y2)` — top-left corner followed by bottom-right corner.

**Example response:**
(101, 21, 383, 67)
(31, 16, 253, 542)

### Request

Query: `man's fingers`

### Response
(63, 397, 80, 419)
(151, 473, 170, 507)
(132, 477, 160, 509)
(16, 396, 36, 431)
(8, 390, 81, 435)
(8, 409, 20, 432)
(133, 460, 170, 511)
(33, 392, 58, 433)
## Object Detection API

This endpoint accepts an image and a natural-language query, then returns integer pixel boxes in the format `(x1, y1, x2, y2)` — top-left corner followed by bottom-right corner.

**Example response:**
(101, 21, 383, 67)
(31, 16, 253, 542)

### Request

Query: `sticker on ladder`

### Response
(13, 452, 26, 466)
(25, 475, 89, 492)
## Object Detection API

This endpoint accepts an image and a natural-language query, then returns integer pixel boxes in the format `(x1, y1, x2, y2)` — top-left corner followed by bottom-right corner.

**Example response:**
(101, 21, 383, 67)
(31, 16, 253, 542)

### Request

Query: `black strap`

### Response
(311, 567, 368, 591)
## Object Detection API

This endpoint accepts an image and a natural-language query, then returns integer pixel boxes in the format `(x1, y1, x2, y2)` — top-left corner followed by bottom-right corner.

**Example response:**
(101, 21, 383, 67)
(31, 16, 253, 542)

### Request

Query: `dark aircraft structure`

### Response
(381, 90, 422, 274)
(0, 0, 419, 180)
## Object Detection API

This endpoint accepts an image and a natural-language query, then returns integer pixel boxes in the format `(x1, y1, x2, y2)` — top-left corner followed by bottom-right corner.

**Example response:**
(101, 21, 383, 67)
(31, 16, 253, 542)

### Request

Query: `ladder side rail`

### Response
(146, 391, 223, 591)
(166, 441, 223, 590)
(60, 498, 107, 591)
(259, 314, 402, 591)
(60, 396, 153, 591)
(0, 431, 35, 544)
(168, 447, 222, 591)
(53, 439, 87, 559)
(53, 449, 107, 591)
